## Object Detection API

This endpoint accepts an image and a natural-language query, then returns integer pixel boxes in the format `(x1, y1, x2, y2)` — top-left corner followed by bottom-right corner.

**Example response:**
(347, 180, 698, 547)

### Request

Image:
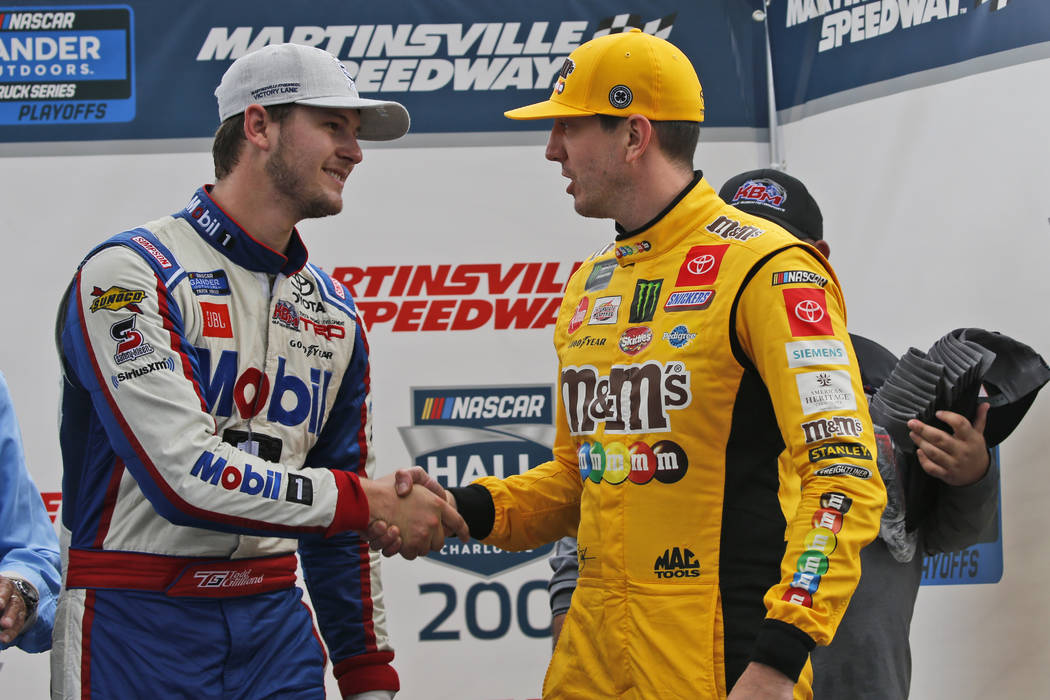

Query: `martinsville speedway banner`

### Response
(0, 0, 769, 139)
(2, 1, 1050, 699)
(767, 0, 1050, 116)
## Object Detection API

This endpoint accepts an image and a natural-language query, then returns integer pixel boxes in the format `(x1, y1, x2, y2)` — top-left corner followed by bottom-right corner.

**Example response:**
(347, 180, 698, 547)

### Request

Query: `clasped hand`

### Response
(363, 467, 468, 559)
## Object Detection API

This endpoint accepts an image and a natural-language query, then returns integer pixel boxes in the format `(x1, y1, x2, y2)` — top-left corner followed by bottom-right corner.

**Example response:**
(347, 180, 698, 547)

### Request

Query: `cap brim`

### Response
(504, 98, 596, 121)
(296, 96, 411, 140)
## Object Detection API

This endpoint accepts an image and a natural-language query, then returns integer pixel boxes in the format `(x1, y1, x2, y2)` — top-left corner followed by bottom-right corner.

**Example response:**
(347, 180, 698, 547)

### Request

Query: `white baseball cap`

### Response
(214, 43, 410, 141)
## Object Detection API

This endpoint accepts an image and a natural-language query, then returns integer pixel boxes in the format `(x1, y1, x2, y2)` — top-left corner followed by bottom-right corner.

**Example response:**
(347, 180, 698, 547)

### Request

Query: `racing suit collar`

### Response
(174, 186, 309, 276)
(611, 172, 722, 267)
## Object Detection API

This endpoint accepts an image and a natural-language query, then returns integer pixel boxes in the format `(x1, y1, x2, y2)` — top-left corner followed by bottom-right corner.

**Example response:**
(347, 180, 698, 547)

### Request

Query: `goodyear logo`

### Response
(400, 385, 555, 576)
(90, 286, 145, 313)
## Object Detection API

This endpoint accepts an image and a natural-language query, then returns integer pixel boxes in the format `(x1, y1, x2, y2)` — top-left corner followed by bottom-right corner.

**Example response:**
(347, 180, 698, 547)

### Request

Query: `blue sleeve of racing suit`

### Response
(299, 313, 399, 695)
(0, 371, 61, 653)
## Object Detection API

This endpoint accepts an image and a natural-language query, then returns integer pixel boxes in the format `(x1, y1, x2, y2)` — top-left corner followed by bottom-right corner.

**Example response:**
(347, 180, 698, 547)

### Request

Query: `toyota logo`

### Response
(794, 300, 825, 323)
(687, 254, 717, 276)
(290, 274, 314, 295)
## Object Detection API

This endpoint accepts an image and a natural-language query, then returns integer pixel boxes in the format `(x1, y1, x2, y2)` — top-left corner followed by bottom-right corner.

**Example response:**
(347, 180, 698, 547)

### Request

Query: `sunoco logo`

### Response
(399, 385, 555, 576)
(653, 547, 700, 578)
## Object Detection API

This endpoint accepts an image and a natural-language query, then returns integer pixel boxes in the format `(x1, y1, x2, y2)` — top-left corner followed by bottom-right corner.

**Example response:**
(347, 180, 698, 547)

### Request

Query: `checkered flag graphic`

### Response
(592, 12, 677, 40)
(975, 0, 1009, 10)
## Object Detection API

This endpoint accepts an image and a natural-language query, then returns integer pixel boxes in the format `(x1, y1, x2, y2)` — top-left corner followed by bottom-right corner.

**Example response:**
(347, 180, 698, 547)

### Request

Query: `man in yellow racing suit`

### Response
(442, 30, 886, 699)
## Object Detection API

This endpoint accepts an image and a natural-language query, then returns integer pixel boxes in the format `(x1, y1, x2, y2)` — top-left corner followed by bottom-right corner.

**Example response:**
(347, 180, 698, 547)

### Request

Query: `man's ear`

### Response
(624, 114, 653, 163)
(243, 104, 274, 150)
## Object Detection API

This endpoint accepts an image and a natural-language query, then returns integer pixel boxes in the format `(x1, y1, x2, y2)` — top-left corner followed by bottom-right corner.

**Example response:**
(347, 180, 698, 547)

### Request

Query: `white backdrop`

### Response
(1, 56, 1048, 699)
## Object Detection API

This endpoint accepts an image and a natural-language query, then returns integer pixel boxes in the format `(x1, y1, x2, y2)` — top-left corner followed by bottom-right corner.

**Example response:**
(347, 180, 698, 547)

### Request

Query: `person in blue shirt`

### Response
(0, 370, 61, 652)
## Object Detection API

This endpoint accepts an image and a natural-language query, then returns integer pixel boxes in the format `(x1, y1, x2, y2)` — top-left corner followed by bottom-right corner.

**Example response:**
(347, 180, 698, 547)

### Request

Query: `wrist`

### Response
(7, 575, 39, 626)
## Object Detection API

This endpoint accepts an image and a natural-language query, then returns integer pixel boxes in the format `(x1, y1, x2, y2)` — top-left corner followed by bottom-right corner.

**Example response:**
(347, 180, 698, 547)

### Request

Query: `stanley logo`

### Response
(654, 547, 700, 579)
(90, 286, 146, 313)
(809, 442, 872, 462)
(630, 279, 663, 323)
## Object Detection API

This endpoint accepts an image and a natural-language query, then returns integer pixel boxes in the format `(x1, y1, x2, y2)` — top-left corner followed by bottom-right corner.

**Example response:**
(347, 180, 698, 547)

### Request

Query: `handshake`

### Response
(359, 467, 470, 559)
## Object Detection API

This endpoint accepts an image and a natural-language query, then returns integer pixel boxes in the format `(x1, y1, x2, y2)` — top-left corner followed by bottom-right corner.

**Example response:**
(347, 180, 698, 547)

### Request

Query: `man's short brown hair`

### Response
(597, 114, 699, 170)
(212, 103, 296, 180)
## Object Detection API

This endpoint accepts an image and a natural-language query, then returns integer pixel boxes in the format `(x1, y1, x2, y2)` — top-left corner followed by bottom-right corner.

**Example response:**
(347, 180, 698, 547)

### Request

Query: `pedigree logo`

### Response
(331, 262, 582, 332)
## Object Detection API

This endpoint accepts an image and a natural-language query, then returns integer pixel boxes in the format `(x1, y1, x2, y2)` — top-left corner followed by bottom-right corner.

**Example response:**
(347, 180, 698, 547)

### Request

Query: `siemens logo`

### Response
(785, 340, 848, 368)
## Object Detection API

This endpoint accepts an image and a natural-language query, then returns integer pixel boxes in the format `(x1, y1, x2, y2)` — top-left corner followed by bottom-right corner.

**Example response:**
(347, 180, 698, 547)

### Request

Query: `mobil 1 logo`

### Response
(1, 6, 136, 124)
(400, 384, 557, 642)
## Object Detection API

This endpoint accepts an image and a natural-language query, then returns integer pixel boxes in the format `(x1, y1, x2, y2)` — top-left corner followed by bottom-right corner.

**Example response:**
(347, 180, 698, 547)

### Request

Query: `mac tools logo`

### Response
(399, 385, 556, 576)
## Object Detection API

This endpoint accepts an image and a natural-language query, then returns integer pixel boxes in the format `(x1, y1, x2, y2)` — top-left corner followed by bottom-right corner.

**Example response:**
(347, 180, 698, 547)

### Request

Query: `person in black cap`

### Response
(719, 168, 999, 700)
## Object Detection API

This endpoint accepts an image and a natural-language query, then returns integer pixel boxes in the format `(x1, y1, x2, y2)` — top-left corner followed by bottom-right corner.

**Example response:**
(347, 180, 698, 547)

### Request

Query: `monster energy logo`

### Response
(629, 279, 663, 323)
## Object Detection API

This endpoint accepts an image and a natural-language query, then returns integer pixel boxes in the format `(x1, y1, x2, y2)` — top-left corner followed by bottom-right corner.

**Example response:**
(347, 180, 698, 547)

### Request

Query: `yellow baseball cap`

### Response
(504, 29, 704, 122)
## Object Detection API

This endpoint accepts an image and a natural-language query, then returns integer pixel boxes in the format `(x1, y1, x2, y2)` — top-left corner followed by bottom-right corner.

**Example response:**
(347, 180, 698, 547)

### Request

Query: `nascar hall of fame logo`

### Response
(0, 6, 136, 124)
(399, 385, 556, 576)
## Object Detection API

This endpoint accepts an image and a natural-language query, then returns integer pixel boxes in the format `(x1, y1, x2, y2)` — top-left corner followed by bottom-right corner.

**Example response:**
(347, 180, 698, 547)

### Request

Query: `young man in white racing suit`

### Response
(53, 43, 465, 699)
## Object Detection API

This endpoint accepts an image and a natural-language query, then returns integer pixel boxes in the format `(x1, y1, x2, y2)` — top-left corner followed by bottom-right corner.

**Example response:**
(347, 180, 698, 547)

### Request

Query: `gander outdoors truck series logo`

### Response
(399, 385, 555, 576)
(0, 7, 135, 124)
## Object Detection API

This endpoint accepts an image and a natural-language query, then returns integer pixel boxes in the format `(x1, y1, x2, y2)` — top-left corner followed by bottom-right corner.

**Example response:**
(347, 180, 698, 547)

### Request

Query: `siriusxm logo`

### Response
(110, 357, 176, 389)
(653, 547, 700, 578)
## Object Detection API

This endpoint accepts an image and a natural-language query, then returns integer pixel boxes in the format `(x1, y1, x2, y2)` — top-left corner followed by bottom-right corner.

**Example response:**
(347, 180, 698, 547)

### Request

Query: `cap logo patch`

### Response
(609, 85, 633, 109)
(250, 82, 301, 101)
(333, 56, 358, 91)
(554, 58, 575, 95)
(731, 178, 787, 210)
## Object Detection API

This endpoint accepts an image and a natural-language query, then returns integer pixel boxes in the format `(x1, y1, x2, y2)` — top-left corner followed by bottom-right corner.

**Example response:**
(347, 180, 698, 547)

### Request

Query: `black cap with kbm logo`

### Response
(718, 169, 823, 241)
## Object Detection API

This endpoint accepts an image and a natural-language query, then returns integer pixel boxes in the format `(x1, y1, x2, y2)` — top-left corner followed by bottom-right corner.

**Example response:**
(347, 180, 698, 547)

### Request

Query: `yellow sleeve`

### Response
(735, 244, 886, 647)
